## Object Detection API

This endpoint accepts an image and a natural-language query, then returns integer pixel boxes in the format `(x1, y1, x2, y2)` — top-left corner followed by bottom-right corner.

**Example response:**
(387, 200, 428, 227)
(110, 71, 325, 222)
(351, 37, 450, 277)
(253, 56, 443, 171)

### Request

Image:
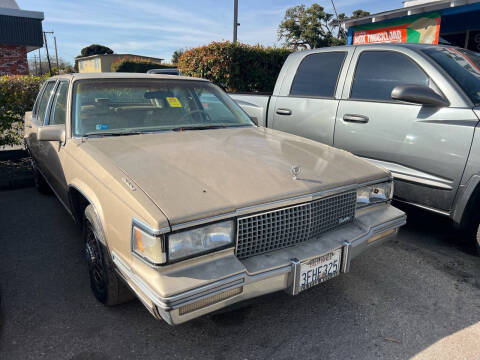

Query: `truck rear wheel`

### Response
(84, 205, 134, 306)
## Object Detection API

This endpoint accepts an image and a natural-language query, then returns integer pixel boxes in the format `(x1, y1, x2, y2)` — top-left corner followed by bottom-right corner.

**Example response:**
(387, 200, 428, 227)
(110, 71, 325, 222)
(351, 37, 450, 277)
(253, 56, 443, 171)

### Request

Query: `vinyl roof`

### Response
(50, 72, 208, 82)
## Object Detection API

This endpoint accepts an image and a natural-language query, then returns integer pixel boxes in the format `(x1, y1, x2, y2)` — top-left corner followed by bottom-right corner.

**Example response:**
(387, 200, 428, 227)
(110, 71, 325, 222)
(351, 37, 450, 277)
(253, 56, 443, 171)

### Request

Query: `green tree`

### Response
(278, 4, 370, 49)
(351, 9, 370, 19)
(171, 49, 184, 64)
(78, 44, 113, 58)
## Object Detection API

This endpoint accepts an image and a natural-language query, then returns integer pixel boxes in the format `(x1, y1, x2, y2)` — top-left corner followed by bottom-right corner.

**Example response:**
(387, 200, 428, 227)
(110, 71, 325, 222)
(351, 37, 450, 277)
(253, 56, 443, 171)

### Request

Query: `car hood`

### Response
(83, 127, 388, 225)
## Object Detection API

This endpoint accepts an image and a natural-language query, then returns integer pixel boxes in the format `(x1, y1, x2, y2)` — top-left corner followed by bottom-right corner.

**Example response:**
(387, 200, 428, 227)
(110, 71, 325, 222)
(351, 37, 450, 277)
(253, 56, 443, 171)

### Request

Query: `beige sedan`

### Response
(24, 73, 406, 325)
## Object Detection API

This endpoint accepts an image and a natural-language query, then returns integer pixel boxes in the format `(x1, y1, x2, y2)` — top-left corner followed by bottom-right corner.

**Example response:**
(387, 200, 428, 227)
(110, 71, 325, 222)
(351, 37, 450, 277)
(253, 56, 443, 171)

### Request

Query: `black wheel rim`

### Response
(85, 226, 106, 292)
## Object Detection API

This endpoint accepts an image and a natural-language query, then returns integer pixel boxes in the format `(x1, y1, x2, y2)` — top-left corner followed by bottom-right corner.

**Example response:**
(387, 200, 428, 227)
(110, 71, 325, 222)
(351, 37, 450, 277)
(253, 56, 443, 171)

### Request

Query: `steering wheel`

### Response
(178, 109, 212, 124)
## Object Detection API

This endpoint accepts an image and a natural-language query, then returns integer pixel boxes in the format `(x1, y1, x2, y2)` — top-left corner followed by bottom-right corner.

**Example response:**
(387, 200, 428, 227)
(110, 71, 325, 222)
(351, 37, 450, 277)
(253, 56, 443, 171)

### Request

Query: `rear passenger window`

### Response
(350, 51, 429, 101)
(290, 52, 346, 98)
(36, 82, 56, 124)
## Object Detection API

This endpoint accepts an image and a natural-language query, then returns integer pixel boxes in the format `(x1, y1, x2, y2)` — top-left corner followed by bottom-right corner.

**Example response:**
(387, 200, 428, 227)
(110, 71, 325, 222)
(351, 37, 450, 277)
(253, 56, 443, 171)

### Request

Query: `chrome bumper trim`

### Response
(112, 251, 246, 311)
(112, 206, 405, 323)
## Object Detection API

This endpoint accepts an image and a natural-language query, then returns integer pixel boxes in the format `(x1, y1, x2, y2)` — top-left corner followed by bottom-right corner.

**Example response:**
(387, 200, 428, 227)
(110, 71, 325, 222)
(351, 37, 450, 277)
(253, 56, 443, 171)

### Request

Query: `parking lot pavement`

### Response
(0, 188, 479, 360)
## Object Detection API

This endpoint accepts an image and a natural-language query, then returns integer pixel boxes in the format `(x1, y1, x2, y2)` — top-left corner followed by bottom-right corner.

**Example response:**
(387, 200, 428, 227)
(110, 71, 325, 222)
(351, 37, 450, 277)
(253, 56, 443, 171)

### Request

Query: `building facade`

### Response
(76, 54, 164, 73)
(0, 0, 44, 75)
(344, 0, 480, 51)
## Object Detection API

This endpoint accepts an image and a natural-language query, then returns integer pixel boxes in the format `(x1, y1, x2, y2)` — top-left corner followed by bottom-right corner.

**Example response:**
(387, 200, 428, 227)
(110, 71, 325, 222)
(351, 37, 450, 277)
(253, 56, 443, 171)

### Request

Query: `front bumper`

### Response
(112, 203, 405, 325)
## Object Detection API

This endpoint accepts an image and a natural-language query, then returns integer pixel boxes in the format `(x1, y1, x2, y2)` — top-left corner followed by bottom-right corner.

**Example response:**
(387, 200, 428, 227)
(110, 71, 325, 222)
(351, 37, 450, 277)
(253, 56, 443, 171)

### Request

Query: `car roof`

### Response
(49, 72, 208, 82)
(293, 43, 457, 56)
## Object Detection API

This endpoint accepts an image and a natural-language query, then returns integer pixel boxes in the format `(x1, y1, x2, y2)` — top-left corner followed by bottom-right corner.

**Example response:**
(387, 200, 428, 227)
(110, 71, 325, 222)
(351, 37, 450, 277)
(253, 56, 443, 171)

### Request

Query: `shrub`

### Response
(178, 41, 292, 93)
(0, 75, 46, 146)
(111, 57, 177, 73)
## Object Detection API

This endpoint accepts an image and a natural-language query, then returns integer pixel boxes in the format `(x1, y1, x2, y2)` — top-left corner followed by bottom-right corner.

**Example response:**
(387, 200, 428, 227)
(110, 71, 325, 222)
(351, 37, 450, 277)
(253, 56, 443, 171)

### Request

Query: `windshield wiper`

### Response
(171, 125, 227, 132)
(83, 131, 143, 137)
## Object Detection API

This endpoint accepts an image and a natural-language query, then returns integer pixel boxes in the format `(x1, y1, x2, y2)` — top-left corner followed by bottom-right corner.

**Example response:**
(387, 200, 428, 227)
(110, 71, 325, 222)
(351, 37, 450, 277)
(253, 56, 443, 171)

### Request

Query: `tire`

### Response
(475, 223, 480, 256)
(32, 160, 52, 194)
(84, 205, 134, 306)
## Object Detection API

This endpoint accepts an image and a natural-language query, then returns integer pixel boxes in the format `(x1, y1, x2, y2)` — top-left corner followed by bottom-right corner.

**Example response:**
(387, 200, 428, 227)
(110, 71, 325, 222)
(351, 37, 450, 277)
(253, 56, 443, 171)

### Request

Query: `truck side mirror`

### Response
(391, 85, 449, 107)
(37, 125, 66, 142)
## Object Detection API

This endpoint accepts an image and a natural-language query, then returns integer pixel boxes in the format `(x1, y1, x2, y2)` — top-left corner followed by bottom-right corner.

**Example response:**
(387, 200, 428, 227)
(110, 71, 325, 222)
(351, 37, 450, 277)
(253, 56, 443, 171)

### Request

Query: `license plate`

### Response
(299, 249, 342, 292)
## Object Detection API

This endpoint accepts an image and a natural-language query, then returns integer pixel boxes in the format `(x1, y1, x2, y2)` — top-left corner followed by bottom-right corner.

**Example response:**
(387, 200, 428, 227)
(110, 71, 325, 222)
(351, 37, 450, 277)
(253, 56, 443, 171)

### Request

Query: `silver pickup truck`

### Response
(231, 43, 480, 254)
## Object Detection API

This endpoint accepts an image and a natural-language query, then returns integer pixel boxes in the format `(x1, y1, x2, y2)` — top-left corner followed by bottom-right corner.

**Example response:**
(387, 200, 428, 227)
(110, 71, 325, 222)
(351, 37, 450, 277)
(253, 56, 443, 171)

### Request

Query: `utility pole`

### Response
(43, 31, 53, 74)
(33, 54, 37, 75)
(233, 0, 239, 43)
(54, 36, 59, 73)
(330, 0, 339, 18)
(38, 48, 42, 75)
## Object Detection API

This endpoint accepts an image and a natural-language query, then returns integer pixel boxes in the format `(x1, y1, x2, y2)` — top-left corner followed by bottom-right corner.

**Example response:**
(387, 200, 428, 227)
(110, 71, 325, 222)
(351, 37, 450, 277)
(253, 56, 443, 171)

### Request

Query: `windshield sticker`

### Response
(96, 124, 109, 130)
(166, 97, 182, 107)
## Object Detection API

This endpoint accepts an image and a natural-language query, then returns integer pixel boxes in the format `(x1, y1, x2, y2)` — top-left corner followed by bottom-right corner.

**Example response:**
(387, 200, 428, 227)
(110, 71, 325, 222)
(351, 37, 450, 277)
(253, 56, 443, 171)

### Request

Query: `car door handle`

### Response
(276, 108, 292, 116)
(343, 114, 369, 123)
(25, 124, 32, 128)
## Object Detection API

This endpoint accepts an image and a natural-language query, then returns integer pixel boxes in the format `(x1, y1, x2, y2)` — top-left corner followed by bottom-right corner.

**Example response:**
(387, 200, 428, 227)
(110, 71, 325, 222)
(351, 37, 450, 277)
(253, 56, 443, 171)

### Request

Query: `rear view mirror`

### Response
(391, 85, 449, 107)
(37, 125, 65, 142)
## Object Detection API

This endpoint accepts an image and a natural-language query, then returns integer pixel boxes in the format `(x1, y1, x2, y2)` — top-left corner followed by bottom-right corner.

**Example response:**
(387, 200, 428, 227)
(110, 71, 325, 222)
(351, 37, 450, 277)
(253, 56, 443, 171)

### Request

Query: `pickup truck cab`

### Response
(231, 44, 480, 253)
(24, 73, 405, 324)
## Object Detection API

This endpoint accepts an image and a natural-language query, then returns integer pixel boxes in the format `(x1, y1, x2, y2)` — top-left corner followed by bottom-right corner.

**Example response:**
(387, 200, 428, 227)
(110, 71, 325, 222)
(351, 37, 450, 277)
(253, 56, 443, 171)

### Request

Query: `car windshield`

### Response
(71, 79, 254, 137)
(423, 47, 480, 105)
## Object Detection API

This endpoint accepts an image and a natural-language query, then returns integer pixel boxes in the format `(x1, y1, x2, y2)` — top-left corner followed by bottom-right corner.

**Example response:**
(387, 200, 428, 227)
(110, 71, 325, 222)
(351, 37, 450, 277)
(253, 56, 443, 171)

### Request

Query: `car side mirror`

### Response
(37, 125, 66, 142)
(249, 116, 258, 126)
(391, 85, 449, 107)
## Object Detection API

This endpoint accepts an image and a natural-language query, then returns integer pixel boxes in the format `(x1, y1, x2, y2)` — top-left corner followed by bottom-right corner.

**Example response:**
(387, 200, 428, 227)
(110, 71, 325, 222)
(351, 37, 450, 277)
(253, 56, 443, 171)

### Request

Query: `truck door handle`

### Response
(343, 114, 369, 123)
(276, 108, 292, 116)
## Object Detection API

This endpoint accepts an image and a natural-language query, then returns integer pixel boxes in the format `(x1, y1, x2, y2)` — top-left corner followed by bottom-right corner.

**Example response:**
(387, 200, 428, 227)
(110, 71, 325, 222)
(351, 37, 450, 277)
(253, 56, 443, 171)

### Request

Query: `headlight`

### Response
(356, 181, 393, 208)
(132, 220, 166, 265)
(168, 220, 235, 262)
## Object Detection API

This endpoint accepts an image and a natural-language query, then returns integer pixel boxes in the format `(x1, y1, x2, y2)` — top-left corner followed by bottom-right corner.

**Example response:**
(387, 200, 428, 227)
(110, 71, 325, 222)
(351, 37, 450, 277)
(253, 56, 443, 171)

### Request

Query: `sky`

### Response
(18, 0, 402, 64)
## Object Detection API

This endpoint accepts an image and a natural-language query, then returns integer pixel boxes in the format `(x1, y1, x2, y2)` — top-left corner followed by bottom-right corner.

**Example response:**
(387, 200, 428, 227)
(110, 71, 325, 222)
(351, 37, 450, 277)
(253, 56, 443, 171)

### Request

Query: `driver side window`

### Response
(35, 82, 56, 124)
(350, 51, 429, 101)
(48, 81, 69, 125)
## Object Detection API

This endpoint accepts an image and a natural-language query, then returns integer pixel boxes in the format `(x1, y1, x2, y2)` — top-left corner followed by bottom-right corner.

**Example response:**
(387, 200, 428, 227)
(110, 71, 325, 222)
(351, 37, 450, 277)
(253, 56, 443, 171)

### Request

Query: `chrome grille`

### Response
(236, 192, 356, 259)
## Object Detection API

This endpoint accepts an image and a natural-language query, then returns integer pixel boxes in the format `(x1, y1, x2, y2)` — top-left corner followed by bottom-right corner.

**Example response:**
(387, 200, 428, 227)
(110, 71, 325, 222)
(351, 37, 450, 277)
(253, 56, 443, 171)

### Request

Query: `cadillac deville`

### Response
(24, 73, 406, 325)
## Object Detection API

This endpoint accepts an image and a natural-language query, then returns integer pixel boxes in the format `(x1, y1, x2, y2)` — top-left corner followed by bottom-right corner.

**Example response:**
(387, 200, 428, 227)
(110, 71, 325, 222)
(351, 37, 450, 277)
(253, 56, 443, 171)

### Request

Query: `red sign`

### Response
(352, 15, 441, 45)
(353, 27, 407, 45)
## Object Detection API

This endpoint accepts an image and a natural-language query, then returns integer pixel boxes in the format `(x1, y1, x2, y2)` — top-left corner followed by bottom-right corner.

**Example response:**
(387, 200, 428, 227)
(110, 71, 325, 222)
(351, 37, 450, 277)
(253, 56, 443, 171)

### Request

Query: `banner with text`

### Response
(352, 12, 441, 45)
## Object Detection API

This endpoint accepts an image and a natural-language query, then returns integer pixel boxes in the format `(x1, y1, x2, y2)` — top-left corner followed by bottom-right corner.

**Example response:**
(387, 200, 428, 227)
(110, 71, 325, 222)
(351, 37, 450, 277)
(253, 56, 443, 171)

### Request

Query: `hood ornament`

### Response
(291, 165, 302, 180)
(122, 177, 136, 191)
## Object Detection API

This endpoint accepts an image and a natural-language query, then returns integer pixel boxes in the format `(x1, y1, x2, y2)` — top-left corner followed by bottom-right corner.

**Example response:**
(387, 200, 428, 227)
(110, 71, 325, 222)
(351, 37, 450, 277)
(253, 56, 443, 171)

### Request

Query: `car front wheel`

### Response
(84, 205, 134, 306)
(475, 223, 480, 256)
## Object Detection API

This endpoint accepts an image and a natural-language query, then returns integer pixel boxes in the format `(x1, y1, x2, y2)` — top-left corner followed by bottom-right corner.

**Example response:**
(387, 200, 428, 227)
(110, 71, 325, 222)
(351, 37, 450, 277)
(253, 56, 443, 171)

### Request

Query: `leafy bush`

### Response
(111, 57, 177, 73)
(0, 75, 46, 146)
(178, 41, 292, 92)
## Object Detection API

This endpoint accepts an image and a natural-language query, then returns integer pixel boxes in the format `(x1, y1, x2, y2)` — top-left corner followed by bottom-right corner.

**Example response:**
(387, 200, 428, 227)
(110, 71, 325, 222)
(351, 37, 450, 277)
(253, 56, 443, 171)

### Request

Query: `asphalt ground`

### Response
(0, 187, 479, 360)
